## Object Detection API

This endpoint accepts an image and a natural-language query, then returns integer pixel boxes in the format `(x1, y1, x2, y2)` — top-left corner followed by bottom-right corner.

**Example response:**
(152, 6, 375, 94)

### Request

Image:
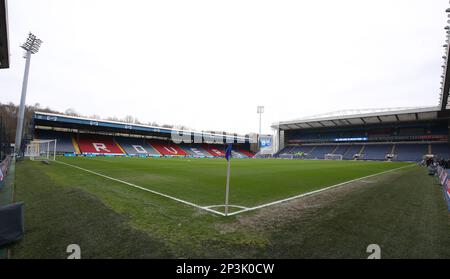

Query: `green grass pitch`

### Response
(55, 157, 412, 214)
(9, 157, 450, 258)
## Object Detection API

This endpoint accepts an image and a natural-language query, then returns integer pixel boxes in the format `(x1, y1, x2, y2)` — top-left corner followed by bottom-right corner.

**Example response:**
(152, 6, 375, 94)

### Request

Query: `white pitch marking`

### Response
(204, 204, 249, 210)
(55, 160, 414, 217)
(55, 160, 225, 216)
(225, 164, 415, 216)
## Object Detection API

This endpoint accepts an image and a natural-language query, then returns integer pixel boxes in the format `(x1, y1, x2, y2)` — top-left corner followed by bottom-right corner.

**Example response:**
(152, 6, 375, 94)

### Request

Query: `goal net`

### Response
(25, 139, 57, 161)
(324, 153, 343, 160)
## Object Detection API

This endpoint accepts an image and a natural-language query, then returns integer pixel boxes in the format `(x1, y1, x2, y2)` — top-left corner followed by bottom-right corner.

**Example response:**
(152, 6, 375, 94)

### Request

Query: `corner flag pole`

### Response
(224, 144, 232, 216)
(224, 157, 231, 216)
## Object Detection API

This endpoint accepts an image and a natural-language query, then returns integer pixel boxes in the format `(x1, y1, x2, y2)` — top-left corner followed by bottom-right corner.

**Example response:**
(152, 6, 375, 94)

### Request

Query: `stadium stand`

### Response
(202, 144, 226, 157)
(394, 144, 428, 162)
(150, 140, 188, 156)
(36, 130, 76, 154)
(237, 149, 255, 158)
(431, 143, 450, 159)
(180, 144, 213, 157)
(361, 144, 392, 160)
(77, 134, 124, 155)
(115, 137, 160, 156)
(343, 145, 363, 160)
(333, 145, 350, 156)
(309, 145, 336, 159)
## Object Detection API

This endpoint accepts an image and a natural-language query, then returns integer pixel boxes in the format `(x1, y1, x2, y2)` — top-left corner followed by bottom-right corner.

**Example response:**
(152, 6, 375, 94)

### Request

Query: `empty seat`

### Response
(149, 140, 188, 156)
(77, 135, 124, 155)
(395, 144, 427, 162)
(180, 144, 212, 157)
(310, 145, 336, 159)
(343, 145, 363, 160)
(35, 130, 75, 154)
(333, 145, 350, 155)
(116, 137, 160, 155)
(431, 143, 450, 159)
(362, 144, 392, 160)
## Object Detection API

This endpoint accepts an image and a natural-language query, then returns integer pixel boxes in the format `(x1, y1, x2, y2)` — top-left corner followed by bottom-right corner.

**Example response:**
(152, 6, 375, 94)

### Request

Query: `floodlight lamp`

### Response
(21, 32, 43, 54)
(257, 106, 265, 114)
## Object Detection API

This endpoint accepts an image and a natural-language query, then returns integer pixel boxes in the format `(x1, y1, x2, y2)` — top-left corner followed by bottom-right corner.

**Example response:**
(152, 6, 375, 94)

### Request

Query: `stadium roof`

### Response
(0, 0, 9, 69)
(272, 106, 447, 131)
(34, 111, 251, 142)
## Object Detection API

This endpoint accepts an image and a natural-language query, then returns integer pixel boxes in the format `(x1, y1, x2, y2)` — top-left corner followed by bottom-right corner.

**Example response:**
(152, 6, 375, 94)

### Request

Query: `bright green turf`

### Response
(56, 157, 412, 210)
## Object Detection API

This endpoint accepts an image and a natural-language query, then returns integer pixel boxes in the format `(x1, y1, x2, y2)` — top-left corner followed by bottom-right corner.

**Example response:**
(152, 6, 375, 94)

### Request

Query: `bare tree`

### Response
(123, 115, 134, 123)
(65, 108, 79, 116)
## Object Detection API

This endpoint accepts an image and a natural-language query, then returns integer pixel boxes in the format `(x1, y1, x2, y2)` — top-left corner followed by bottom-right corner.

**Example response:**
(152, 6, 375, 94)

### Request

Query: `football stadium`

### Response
(1, 1, 450, 262)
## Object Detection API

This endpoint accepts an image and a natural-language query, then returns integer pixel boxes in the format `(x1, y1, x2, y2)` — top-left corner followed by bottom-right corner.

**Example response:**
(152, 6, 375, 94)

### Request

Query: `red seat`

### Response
(77, 135, 124, 154)
(149, 141, 188, 156)
(237, 149, 254, 157)
(202, 144, 225, 157)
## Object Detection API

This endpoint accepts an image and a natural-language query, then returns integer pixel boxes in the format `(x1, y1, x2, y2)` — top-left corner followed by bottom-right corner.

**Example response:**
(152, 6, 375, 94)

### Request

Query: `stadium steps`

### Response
(180, 145, 211, 157)
(308, 145, 317, 154)
(202, 144, 225, 157)
(114, 139, 127, 154)
(72, 135, 81, 154)
(358, 145, 365, 157)
(149, 141, 188, 156)
(342, 146, 351, 158)
(334, 145, 350, 157)
(330, 146, 339, 154)
(238, 149, 255, 157)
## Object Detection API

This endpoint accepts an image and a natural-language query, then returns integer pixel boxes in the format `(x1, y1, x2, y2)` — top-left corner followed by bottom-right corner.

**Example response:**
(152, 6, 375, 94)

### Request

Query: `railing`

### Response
(0, 155, 12, 189)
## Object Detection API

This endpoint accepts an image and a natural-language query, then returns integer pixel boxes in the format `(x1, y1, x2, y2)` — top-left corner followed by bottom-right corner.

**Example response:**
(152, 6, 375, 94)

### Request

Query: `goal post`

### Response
(324, 153, 343, 160)
(25, 139, 57, 161)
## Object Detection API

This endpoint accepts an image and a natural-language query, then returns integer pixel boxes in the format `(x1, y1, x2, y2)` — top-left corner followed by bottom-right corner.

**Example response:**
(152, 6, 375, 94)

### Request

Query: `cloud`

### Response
(1, 0, 447, 134)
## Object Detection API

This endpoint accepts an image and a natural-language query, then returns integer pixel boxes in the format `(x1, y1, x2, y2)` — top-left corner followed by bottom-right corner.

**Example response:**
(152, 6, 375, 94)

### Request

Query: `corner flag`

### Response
(225, 144, 232, 161)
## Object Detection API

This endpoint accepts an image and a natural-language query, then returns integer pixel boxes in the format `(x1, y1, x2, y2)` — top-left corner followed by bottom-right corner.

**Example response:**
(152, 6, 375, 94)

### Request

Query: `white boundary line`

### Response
(55, 160, 415, 217)
(55, 160, 226, 216)
(225, 164, 415, 216)
(204, 204, 249, 210)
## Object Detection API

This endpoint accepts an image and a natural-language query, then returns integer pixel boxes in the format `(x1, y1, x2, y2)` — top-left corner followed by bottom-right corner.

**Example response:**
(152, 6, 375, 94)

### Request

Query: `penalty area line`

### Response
(54, 160, 225, 216)
(225, 164, 416, 217)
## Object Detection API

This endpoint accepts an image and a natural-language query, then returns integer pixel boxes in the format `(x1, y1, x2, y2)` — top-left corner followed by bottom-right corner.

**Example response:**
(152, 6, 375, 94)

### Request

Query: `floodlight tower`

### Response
(257, 105, 264, 150)
(14, 33, 42, 155)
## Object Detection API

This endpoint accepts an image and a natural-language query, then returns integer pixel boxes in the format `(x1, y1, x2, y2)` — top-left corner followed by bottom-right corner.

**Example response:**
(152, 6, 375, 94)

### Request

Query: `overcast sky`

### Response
(0, 0, 448, 134)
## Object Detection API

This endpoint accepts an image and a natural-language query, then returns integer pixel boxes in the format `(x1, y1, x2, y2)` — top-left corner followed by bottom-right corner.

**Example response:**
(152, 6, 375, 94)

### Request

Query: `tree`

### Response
(65, 108, 79, 116)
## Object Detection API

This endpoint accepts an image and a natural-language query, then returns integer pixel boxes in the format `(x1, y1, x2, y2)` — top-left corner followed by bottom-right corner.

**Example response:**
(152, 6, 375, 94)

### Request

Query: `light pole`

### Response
(257, 105, 264, 150)
(14, 33, 42, 155)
